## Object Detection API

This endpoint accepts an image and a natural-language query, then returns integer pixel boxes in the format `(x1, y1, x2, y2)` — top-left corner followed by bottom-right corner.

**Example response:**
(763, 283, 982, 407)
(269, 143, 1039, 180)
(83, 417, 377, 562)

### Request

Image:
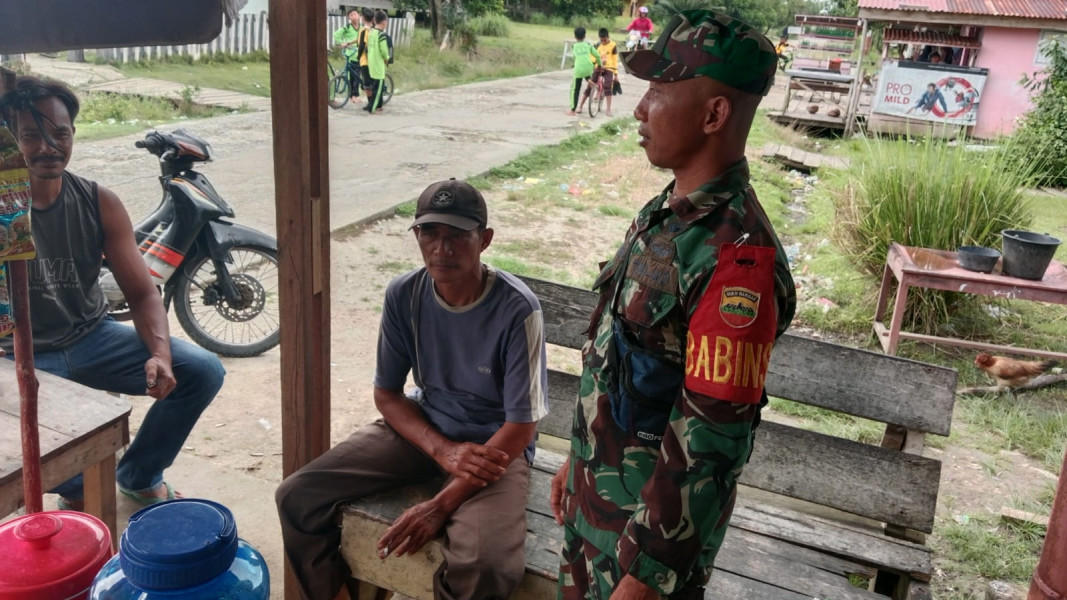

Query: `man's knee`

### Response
(275, 471, 299, 517)
(174, 343, 226, 399)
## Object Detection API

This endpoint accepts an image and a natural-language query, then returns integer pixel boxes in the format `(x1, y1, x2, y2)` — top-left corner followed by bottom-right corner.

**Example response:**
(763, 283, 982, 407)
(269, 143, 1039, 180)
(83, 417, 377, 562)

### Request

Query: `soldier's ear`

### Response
(703, 95, 731, 135)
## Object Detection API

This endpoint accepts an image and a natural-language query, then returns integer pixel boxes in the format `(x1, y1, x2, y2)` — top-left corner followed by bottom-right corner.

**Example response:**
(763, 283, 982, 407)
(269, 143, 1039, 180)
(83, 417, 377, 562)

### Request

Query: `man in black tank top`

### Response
(0, 76, 225, 509)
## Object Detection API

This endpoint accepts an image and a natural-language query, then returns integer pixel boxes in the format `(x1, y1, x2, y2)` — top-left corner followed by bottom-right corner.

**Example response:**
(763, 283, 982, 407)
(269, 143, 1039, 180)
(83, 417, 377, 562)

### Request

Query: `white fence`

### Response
(94, 11, 414, 64)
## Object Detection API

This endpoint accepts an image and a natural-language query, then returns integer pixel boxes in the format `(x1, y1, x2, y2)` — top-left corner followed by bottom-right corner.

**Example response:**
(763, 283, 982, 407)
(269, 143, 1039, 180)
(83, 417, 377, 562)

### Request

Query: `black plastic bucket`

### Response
(957, 246, 1001, 273)
(1001, 230, 1061, 280)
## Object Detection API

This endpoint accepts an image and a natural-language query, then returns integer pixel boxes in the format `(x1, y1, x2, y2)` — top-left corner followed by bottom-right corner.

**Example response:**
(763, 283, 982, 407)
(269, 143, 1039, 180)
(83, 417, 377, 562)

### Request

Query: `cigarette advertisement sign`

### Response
(873, 61, 988, 125)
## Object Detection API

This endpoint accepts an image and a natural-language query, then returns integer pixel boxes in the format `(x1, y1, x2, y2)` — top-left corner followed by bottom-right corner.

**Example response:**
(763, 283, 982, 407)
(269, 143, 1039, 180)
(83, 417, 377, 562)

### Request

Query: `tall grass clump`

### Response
(469, 14, 511, 37)
(834, 136, 1039, 332)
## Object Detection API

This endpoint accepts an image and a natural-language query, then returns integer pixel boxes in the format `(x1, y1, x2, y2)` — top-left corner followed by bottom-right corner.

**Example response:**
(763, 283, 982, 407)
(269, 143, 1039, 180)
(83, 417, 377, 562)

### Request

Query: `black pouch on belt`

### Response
(606, 319, 684, 447)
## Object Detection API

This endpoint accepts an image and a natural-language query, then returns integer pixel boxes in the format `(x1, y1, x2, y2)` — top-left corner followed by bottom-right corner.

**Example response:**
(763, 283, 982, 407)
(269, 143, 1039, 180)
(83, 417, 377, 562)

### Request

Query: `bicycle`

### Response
(327, 54, 394, 110)
(582, 67, 607, 118)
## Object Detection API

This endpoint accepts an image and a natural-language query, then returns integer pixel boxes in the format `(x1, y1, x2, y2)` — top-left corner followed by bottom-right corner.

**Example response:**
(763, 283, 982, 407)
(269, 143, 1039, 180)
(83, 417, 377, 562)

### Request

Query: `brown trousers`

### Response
(275, 420, 531, 600)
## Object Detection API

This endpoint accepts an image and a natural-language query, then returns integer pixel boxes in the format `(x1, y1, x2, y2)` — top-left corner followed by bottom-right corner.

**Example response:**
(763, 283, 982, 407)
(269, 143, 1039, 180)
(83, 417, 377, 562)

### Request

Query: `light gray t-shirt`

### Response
(374, 266, 549, 462)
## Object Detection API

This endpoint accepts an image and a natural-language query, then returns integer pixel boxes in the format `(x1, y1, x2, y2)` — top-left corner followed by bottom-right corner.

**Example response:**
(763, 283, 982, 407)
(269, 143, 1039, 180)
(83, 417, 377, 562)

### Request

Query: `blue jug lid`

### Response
(119, 499, 239, 590)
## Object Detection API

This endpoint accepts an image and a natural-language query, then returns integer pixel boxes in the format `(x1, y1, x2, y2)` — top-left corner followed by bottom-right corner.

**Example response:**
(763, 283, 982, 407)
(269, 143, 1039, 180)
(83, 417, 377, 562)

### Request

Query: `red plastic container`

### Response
(0, 511, 112, 600)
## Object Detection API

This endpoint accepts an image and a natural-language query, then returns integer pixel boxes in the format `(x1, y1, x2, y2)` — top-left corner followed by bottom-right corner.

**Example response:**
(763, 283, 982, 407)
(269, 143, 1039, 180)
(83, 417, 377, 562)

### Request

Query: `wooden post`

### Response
(11, 261, 42, 515)
(1, 68, 43, 516)
(268, 0, 332, 597)
(1029, 445, 1067, 599)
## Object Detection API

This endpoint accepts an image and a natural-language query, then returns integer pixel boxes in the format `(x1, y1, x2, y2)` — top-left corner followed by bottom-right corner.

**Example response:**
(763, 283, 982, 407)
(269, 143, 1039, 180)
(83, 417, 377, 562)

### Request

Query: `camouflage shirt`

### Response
(561, 159, 796, 595)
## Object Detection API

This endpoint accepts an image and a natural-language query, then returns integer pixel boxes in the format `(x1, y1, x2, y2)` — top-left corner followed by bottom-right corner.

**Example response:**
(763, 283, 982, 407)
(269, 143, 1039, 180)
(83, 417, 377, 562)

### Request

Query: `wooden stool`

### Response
(0, 362, 131, 547)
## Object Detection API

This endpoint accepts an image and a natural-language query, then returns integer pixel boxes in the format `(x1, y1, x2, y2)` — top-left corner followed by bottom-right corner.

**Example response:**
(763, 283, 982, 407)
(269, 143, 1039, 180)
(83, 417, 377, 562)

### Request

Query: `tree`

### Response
(549, 0, 619, 19)
(1015, 39, 1067, 187)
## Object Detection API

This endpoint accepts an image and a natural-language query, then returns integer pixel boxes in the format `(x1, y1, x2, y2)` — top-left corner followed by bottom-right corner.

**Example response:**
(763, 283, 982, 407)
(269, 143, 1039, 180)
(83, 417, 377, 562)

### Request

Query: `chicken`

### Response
(974, 353, 1058, 391)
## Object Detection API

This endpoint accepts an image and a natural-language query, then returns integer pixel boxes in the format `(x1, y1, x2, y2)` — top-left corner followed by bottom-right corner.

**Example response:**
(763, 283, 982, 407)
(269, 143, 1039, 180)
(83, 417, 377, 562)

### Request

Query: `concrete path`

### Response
(23, 53, 127, 86)
(65, 68, 646, 236)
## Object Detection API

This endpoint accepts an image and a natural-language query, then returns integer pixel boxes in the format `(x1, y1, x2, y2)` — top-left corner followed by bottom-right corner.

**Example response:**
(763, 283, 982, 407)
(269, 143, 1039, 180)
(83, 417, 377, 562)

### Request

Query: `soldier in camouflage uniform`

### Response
(549, 11, 797, 600)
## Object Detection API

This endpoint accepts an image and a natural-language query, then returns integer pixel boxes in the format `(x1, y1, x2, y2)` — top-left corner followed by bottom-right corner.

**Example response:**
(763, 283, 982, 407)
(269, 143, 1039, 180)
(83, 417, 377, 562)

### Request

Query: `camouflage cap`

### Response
(620, 10, 777, 96)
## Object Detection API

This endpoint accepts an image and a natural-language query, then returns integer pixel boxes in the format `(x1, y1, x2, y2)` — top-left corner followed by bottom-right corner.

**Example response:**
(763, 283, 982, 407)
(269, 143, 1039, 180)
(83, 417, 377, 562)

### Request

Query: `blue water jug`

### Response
(89, 499, 269, 599)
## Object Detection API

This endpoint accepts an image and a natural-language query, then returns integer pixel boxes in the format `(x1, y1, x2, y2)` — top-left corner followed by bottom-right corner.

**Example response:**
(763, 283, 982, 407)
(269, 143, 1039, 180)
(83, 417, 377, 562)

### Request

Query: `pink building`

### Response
(859, 0, 1067, 138)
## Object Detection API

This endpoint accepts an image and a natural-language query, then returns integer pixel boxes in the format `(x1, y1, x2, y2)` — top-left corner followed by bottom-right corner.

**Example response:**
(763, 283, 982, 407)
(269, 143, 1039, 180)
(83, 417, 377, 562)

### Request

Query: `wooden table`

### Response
(874, 242, 1067, 359)
(0, 361, 131, 545)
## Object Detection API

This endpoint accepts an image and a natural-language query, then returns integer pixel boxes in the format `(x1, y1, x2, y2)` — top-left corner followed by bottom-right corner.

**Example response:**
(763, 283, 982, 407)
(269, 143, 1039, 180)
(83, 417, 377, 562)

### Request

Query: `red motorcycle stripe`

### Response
(144, 242, 185, 267)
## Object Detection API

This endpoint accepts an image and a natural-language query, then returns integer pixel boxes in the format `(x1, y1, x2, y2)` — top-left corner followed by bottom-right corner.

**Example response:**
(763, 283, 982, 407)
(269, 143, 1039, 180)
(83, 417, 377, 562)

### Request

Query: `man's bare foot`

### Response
(606, 110, 613, 116)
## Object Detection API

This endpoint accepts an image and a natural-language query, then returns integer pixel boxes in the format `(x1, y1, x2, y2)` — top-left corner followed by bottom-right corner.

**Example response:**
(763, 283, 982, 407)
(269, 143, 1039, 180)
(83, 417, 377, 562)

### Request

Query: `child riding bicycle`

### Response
(578, 29, 616, 117)
(332, 8, 364, 103)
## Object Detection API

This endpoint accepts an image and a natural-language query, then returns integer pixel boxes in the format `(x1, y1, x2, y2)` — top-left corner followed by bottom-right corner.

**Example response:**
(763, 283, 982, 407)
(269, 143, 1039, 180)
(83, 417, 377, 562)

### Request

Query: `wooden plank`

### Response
(342, 493, 884, 600)
(726, 525, 876, 581)
(269, 1, 332, 598)
(716, 527, 882, 600)
(518, 276, 957, 435)
(767, 334, 956, 436)
(0, 369, 130, 438)
(83, 452, 118, 550)
(743, 421, 940, 533)
(540, 370, 942, 530)
(0, 421, 127, 519)
(270, 0, 332, 477)
(343, 457, 921, 597)
(540, 370, 578, 439)
(520, 276, 593, 351)
(730, 498, 932, 579)
(0, 411, 67, 506)
(706, 569, 814, 600)
(341, 508, 559, 600)
(1000, 506, 1050, 529)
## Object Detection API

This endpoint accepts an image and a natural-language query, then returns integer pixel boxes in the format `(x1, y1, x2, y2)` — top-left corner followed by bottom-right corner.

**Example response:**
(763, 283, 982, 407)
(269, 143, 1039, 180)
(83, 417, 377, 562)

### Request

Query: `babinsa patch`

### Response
(720, 286, 760, 328)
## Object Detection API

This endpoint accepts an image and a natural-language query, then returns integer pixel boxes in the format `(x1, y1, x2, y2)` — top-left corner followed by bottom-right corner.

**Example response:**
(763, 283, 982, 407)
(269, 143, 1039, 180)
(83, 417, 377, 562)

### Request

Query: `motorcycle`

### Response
(99, 129, 280, 358)
(625, 29, 651, 51)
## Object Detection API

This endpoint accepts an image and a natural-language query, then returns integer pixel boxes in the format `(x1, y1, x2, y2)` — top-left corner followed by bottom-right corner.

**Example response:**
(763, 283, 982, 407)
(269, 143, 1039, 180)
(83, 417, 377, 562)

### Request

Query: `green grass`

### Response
(767, 398, 885, 445)
(935, 516, 1044, 599)
(76, 90, 232, 142)
(112, 52, 273, 97)
(955, 393, 1067, 473)
(484, 255, 568, 281)
(386, 24, 567, 94)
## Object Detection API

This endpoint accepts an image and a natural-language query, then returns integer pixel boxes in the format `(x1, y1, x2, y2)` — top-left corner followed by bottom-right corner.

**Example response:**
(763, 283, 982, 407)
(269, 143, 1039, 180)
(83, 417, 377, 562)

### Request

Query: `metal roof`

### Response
(883, 28, 983, 47)
(858, 0, 1067, 19)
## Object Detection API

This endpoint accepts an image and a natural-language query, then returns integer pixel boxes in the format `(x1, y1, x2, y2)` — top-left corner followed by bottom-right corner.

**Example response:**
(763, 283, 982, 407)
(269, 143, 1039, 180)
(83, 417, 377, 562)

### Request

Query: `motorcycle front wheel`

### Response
(173, 245, 280, 357)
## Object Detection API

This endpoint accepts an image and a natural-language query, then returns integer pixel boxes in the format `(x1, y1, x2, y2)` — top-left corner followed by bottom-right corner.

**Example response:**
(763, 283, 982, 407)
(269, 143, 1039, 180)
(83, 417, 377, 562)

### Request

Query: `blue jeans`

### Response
(8, 318, 225, 499)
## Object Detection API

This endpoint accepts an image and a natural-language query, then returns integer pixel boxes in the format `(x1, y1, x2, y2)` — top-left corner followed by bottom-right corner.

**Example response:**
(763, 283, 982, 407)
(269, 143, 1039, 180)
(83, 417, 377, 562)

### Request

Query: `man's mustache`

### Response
(31, 155, 64, 163)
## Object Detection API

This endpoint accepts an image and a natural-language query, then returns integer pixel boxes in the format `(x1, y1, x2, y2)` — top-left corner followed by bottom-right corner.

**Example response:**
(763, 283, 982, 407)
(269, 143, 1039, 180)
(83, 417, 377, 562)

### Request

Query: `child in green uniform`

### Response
(365, 10, 391, 113)
(566, 27, 600, 116)
(332, 9, 362, 103)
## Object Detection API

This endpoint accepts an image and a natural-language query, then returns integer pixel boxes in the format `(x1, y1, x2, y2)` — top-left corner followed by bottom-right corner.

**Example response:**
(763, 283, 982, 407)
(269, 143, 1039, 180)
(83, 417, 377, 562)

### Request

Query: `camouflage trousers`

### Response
(557, 524, 704, 600)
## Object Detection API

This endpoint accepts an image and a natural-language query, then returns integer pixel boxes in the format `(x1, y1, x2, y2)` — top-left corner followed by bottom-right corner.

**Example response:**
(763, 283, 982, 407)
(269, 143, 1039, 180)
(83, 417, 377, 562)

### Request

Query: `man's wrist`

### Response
(431, 486, 464, 515)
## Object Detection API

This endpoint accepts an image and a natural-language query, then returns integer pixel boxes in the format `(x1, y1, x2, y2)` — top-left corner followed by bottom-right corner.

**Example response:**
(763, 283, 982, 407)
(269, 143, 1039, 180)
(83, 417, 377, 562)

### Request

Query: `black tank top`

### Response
(8, 171, 108, 352)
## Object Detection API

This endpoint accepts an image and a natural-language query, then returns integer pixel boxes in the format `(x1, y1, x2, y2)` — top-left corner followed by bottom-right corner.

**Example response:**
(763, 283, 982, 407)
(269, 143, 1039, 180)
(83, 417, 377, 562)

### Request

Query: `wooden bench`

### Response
(340, 276, 957, 600)
(0, 361, 131, 546)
